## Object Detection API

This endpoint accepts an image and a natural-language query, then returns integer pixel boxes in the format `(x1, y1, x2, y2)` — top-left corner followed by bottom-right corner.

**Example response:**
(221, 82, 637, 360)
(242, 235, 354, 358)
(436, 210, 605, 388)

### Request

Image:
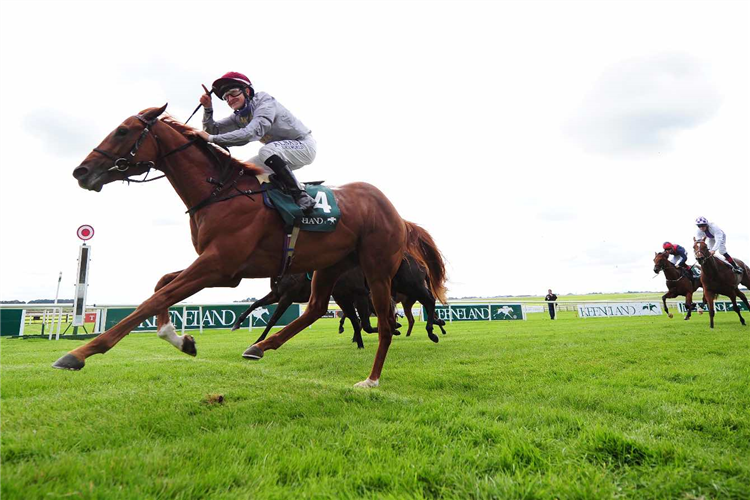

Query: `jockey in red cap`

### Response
(189, 71, 316, 212)
(662, 242, 691, 274)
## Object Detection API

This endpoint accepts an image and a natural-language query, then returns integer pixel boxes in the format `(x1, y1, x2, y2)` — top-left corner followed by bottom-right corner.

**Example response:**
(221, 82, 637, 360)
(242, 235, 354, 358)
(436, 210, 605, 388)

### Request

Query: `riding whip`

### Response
(185, 84, 213, 125)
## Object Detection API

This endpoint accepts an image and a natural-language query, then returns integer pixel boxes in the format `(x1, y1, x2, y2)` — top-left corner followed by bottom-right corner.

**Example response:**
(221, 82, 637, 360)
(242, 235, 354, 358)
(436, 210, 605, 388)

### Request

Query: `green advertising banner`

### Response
(677, 301, 749, 313)
(0, 309, 24, 336)
(426, 304, 525, 322)
(103, 304, 300, 332)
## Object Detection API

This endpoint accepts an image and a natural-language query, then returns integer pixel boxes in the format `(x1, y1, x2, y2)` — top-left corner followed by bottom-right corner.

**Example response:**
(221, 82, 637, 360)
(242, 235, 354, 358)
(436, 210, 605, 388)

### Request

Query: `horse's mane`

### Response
(156, 112, 265, 176)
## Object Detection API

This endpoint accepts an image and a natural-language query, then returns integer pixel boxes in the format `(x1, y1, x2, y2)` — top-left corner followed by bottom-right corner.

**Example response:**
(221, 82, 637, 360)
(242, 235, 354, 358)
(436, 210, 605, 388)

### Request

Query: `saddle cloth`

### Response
(261, 181, 341, 232)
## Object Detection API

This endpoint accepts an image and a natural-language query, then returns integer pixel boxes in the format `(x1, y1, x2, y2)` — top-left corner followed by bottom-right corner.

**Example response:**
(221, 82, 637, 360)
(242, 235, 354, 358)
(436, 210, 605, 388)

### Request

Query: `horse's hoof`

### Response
(231, 324, 241, 332)
(392, 329, 401, 336)
(52, 353, 85, 371)
(354, 378, 379, 388)
(338, 328, 344, 334)
(357, 344, 364, 350)
(181, 335, 197, 357)
(242, 345, 264, 360)
(668, 313, 674, 319)
(428, 332, 439, 343)
(394, 322, 402, 329)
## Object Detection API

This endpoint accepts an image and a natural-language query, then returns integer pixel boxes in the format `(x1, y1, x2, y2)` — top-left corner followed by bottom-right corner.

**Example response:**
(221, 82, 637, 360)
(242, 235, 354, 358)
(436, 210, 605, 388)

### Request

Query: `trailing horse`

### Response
(693, 238, 750, 328)
(231, 268, 388, 349)
(54, 105, 447, 388)
(652, 251, 703, 320)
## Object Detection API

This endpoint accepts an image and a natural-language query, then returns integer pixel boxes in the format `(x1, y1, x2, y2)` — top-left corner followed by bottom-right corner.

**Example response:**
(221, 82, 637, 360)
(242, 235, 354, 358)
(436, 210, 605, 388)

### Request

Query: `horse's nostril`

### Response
(73, 166, 89, 179)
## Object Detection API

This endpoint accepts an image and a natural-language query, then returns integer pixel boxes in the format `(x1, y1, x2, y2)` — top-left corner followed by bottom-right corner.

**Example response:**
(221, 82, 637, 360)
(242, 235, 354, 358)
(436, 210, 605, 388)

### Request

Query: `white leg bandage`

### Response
(354, 378, 379, 388)
(157, 322, 183, 350)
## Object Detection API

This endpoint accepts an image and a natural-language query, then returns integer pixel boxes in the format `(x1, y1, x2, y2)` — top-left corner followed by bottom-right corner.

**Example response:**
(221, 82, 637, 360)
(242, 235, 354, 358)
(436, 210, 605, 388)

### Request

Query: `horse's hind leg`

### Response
(728, 292, 747, 326)
(248, 259, 356, 358)
(402, 298, 416, 336)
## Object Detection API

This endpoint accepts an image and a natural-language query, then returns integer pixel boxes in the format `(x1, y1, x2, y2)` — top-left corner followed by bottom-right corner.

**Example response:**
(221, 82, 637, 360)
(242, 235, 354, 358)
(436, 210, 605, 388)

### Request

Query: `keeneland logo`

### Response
(301, 216, 325, 225)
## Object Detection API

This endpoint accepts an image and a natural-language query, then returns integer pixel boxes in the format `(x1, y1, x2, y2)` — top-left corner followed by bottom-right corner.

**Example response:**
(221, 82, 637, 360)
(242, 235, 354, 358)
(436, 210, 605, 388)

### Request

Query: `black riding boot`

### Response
(264, 155, 316, 213)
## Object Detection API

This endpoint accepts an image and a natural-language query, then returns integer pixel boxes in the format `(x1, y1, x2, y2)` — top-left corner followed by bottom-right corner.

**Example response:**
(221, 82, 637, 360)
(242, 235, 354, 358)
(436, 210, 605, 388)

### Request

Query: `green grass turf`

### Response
(2, 313, 748, 499)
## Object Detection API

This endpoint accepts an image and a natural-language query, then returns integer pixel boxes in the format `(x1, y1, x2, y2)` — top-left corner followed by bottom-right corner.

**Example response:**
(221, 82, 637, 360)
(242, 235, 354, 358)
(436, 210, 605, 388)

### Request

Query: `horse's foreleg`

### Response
(355, 295, 378, 334)
(52, 254, 229, 370)
(684, 291, 694, 321)
(253, 296, 293, 344)
(704, 290, 715, 328)
(232, 290, 281, 331)
(246, 260, 354, 358)
(662, 291, 674, 319)
(337, 297, 365, 349)
(151, 270, 196, 355)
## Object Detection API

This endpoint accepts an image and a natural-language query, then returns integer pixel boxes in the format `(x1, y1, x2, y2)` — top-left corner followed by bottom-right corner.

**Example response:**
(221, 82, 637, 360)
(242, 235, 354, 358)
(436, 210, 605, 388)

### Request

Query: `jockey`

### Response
(662, 242, 691, 273)
(193, 72, 316, 212)
(695, 217, 743, 274)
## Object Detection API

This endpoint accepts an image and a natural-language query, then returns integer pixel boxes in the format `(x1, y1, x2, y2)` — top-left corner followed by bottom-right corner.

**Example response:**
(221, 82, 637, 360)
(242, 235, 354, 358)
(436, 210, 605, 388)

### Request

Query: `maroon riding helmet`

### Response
(212, 71, 254, 100)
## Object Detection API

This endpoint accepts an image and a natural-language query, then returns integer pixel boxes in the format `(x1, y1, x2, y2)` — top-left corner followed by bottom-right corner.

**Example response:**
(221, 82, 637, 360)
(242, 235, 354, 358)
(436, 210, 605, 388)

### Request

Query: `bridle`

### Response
(89, 113, 265, 215)
(92, 114, 197, 183)
(694, 240, 711, 264)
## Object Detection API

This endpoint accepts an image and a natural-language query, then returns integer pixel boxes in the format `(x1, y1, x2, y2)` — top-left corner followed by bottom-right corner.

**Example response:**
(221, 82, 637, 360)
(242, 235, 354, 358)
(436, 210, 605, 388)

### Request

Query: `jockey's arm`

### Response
(202, 108, 238, 135)
(207, 95, 277, 147)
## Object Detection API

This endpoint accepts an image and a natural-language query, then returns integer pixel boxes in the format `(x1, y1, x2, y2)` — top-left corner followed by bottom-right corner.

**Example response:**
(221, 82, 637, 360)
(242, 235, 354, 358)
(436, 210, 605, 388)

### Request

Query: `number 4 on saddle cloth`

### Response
(261, 180, 341, 279)
(262, 181, 341, 232)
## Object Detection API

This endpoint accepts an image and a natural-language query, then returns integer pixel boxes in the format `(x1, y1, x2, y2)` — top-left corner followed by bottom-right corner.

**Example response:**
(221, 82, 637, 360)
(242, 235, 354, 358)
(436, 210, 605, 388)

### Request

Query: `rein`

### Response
(91, 114, 263, 215)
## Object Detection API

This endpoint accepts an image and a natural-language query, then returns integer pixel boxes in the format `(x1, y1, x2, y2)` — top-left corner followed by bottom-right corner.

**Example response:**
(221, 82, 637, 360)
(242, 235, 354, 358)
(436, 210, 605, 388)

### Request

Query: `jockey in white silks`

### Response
(694, 216, 743, 274)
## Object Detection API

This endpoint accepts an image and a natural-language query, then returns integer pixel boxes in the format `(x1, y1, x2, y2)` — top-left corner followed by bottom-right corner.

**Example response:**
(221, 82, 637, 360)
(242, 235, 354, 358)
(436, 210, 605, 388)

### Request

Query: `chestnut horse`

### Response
(693, 238, 750, 328)
(54, 105, 447, 388)
(653, 251, 702, 320)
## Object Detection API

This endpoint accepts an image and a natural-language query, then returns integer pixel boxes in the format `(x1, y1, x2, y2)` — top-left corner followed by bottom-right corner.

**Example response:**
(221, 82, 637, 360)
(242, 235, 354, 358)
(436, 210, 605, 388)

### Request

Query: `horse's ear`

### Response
(143, 103, 168, 122)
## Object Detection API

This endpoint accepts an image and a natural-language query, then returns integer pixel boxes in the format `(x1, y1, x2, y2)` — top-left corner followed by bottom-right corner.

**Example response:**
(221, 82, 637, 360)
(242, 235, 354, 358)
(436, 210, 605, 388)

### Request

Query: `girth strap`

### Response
(276, 223, 301, 283)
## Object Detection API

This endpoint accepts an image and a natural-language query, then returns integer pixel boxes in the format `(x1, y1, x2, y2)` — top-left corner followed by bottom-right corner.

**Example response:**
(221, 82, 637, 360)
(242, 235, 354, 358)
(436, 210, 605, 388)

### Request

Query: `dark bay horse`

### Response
(231, 268, 388, 349)
(337, 254, 448, 341)
(653, 251, 702, 320)
(693, 238, 750, 328)
(55, 105, 447, 388)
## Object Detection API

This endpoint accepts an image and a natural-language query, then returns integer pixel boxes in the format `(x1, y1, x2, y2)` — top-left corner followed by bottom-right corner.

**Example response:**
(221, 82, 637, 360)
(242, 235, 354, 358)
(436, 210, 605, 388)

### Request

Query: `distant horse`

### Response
(693, 238, 750, 328)
(336, 255, 448, 342)
(653, 251, 703, 320)
(56, 105, 447, 388)
(232, 268, 393, 349)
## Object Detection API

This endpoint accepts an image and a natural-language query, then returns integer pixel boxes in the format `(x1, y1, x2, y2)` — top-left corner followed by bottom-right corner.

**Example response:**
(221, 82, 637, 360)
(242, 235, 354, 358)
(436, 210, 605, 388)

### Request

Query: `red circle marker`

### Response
(77, 224, 95, 241)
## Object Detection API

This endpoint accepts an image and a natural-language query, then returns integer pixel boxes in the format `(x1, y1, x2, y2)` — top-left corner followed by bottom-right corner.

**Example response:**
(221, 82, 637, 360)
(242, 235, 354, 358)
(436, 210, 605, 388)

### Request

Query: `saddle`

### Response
(261, 177, 341, 233)
(257, 175, 341, 280)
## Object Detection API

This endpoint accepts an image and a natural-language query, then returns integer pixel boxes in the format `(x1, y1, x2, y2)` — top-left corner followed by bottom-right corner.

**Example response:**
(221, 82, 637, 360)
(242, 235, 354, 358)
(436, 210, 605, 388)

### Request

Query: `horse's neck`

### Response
(155, 123, 258, 211)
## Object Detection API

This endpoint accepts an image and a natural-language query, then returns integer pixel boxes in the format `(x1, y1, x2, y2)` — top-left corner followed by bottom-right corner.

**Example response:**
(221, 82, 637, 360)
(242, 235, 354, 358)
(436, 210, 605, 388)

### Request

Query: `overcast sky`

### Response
(0, 0, 747, 305)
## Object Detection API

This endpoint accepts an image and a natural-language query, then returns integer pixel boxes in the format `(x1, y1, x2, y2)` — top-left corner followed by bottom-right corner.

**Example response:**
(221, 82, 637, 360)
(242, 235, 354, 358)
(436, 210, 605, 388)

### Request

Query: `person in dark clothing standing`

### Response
(545, 289, 558, 320)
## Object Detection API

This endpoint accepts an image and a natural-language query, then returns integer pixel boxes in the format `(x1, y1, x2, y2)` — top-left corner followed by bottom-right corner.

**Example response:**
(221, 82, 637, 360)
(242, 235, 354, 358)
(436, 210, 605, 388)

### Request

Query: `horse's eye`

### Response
(116, 127, 128, 136)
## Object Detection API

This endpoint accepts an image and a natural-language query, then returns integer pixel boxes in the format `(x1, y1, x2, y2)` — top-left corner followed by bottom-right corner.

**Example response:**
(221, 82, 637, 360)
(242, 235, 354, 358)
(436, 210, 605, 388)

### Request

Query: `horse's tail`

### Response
(403, 221, 448, 304)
